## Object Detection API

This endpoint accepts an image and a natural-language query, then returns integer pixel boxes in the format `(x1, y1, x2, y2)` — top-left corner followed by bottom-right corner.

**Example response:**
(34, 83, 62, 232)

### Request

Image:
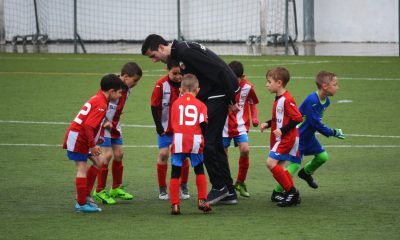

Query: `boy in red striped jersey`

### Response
(169, 74, 211, 215)
(223, 61, 259, 199)
(151, 60, 190, 200)
(62, 74, 124, 213)
(93, 62, 142, 205)
(260, 67, 303, 207)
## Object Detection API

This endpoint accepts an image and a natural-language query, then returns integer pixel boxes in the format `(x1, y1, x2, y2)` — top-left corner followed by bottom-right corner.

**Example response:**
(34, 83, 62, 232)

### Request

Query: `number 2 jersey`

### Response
(170, 93, 208, 154)
(270, 91, 303, 154)
(63, 91, 108, 154)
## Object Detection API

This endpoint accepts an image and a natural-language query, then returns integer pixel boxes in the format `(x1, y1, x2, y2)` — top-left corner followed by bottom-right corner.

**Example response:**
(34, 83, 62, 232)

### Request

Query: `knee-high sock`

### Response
(271, 164, 293, 192)
(304, 151, 329, 175)
(169, 178, 180, 205)
(112, 160, 123, 189)
(86, 165, 99, 196)
(76, 177, 87, 205)
(157, 163, 168, 188)
(96, 164, 108, 192)
(196, 174, 207, 200)
(275, 163, 300, 192)
(237, 156, 249, 183)
(180, 159, 190, 184)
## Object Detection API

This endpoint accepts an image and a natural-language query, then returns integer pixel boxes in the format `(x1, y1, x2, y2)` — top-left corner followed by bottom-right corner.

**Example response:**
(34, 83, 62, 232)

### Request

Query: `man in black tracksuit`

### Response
(142, 34, 240, 205)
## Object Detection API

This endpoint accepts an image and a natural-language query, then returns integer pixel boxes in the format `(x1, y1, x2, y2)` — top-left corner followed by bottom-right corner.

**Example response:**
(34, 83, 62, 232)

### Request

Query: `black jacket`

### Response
(170, 40, 239, 104)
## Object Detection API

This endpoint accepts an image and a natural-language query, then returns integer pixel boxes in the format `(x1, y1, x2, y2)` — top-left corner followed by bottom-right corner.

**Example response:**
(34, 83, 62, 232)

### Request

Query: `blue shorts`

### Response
(171, 153, 204, 167)
(299, 136, 325, 157)
(268, 151, 301, 164)
(157, 134, 173, 149)
(223, 134, 248, 148)
(67, 151, 88, 162)
(98, 137, 123, 147)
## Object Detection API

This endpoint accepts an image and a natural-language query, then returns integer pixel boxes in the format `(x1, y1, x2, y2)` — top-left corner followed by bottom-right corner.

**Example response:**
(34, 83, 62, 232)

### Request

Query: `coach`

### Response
(141, 34, 240, 205)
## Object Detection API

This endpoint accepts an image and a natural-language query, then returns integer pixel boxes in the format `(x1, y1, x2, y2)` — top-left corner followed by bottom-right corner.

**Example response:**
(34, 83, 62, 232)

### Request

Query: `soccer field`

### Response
(0, 53, 399, 240)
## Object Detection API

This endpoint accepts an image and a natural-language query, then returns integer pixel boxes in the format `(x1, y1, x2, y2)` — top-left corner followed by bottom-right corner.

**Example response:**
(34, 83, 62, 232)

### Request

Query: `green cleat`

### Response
(234, 182, 250, 197)
(93, 190, 117, 205)
(109, 186, 134, 200)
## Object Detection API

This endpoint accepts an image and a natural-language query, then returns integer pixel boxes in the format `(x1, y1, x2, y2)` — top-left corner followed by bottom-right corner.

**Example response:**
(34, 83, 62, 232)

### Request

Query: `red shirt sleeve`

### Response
(285, 99, 303, 123)
(151, 82, 163, 107)
(84, 101, 107, 148)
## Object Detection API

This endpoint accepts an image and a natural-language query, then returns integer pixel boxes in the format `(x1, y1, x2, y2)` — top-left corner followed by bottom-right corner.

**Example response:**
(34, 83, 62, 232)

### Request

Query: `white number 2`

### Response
(73, 102, 91, 125)
(178, 104, 198, 126)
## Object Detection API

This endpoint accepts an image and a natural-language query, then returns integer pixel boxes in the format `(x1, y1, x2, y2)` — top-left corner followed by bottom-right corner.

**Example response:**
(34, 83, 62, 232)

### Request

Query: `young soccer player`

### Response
(92, 62, 142, 205)
(151, 60, 190, 200)
(63, 74, 124, 213)
(223, 61, 259, 199)
(169, 74, 211, 215)
(297, 71, 345, 189)
(260, 67, 303, 207)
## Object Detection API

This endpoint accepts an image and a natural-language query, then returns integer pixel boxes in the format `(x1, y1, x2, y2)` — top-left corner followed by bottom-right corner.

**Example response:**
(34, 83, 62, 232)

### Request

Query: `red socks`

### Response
(112, 160, 123, 189)
(76, 177, 87, 205)
(169, 178, 180, 205)
(196, 174, 208, 200)
(157, 163, 168, 188)
(180, 159, 190, 184)
(96, 164, 109, 192)
(237, 156, 249, 183)
(86, 165, 99, 196)
(271, 164, 293, 192)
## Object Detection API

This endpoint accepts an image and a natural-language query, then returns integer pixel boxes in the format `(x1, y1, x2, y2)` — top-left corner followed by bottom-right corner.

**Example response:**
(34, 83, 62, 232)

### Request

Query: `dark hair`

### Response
(100, 74, 124, 91)
(266, 67, 290, 86)
(167, 59, 180, 70)
(141, 34, 168, 55)
(315, 70, 337, 89)
(228, 60, 244, 78)
(121, 62, 142, 77)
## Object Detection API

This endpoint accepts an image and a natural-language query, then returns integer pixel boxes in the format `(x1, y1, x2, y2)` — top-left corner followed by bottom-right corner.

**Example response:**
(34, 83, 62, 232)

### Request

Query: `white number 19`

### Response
(178, 104, 198, 126)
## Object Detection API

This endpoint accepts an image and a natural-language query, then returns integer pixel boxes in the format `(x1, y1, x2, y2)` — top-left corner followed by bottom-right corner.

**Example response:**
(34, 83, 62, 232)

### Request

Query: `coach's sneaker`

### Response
(75, 202, 101, 213)
(277, 187, 300, 207)
(218, 188, 238, 205)
(207, 185, 229, 205)
(93, 190, 116, 205)
(198, 199, 212, 213)
(271, 190, 285, 202)
(180, 183, 190, 200)
(159, 187, 169, 200)
(234, 182, 250, 197)
(110, 186, 134, 200)
(298, 168, 319, 189)
(171, 204, 181, 215)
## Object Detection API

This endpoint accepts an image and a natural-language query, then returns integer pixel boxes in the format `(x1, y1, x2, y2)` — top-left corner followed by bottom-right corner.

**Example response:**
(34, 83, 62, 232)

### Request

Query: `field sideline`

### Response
(0, 53, 399, 240)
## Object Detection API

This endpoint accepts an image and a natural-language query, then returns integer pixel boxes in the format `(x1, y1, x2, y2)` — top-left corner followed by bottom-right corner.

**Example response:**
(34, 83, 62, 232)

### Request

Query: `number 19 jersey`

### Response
(170, 93, 208, 154)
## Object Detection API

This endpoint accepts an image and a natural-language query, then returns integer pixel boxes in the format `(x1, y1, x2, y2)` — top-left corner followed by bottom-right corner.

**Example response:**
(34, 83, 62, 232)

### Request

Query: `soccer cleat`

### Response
(75, 202, 101, 213)
(218, 188, 238, 205)
(234, 182, 250, 197)
(206, 185, 229, 205)
(298, 168, 319, 189)
(86, 196, 100, 209)
(271, 190, 285, 202)
(159, 187, 169, 200)
(180, 183, 190, 200)
(198, 199, 212, 213)
(93, 190, 117, 205)
(277, 187, 300, 207)
(171, 204, 181, 215)
(109, 186, 134, 200)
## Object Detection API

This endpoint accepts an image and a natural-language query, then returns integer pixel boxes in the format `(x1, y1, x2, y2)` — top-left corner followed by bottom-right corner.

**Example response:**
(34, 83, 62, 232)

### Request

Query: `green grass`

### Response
(0, 53, 399, 240)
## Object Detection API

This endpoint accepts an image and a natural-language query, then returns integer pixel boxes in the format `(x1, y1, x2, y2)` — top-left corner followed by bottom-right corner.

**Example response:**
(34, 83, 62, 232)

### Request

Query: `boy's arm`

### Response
(151, 106, 165, 135)
(260, 119, 272, 132)
(304, 103, 335, 137)
(279, 100, 302, 135)
(150, 84, 165, 135)
(249, 103, 259, 127)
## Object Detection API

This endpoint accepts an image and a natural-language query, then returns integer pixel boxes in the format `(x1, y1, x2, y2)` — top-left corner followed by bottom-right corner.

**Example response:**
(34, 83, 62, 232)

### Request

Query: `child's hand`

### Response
(103, 121, 113, 129)
(229, 103, 240, 114)
(273, 128, 282, 137)
(90, 146, 102, 156)
(260, 122, 269, 132)
(333, 128, 345, 139)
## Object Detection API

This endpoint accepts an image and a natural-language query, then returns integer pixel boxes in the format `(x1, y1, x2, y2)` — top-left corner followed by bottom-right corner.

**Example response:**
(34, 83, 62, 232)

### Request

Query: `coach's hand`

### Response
(333, 128, 345, 139)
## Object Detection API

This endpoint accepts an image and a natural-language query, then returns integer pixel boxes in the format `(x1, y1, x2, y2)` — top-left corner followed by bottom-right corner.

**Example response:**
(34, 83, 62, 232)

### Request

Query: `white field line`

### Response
(1, 119, 399, 139)
(0, 143, 398, 148)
